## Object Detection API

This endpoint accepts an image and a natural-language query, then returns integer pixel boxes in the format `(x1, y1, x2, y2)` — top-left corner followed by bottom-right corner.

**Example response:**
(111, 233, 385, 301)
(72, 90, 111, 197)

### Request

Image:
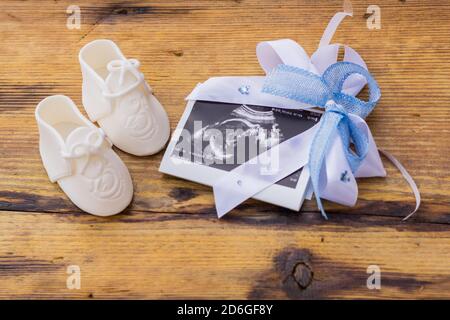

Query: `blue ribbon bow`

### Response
(262, 61, 381, 219)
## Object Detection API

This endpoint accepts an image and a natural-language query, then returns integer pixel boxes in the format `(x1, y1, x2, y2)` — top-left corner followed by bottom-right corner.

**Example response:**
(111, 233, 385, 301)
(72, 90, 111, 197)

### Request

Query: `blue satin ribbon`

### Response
(262, 62, 381, 219)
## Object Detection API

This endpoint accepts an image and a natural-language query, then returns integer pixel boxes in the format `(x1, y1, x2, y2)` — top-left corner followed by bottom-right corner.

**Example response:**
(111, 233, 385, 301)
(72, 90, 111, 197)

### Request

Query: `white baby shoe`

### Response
(35, 95, 133, 216)
(79, 39, 170, 156)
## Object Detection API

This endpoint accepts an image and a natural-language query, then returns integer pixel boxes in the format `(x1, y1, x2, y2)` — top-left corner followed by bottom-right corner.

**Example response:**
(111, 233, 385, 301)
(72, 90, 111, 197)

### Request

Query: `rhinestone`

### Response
(340, 170, 350, 182)
(238, 85, 250, 95)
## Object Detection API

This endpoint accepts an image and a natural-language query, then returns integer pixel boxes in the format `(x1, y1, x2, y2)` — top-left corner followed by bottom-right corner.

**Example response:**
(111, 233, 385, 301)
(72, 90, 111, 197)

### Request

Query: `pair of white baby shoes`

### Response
(35, 40, 170, 216)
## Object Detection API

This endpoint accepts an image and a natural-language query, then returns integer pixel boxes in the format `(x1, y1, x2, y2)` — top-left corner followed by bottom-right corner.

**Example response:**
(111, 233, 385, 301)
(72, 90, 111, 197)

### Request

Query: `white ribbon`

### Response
(186, 9, 420, 219)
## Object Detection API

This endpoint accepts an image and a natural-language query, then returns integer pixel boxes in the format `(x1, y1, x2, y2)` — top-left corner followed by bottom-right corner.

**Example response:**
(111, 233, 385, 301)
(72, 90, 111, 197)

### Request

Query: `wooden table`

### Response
(0, 0, 449, 299)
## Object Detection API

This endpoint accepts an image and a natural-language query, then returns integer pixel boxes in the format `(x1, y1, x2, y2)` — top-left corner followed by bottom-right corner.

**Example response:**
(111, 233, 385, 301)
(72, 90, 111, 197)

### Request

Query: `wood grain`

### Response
(0, 0, 449, 299)
(0, 210, 449, 299)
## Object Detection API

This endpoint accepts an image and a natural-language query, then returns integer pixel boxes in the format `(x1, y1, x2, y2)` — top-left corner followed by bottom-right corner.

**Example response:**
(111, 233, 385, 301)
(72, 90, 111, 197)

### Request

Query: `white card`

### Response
(159, 100, 321, 211)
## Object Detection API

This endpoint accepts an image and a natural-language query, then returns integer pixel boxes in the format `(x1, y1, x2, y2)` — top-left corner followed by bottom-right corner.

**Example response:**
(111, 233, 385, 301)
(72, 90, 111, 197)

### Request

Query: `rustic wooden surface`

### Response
(0, 0, 449, 299)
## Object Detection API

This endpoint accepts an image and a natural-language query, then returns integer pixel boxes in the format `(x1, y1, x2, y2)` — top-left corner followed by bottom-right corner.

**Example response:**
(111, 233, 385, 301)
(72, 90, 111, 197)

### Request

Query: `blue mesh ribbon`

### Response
(262, 62, 381, 219)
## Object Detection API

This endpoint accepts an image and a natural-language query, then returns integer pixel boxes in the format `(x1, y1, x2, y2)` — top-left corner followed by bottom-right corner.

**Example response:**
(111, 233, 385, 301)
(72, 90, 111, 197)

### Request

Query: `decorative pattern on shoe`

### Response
(79, 40, 170, 156)
(61, 127, 125, 201)
(35, 95, 133, 216)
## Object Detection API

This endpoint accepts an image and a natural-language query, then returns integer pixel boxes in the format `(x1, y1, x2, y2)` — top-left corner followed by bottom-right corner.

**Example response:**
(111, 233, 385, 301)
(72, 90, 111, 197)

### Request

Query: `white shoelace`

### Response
(61, 128, 110, 160)
(102, 59, 152, 99)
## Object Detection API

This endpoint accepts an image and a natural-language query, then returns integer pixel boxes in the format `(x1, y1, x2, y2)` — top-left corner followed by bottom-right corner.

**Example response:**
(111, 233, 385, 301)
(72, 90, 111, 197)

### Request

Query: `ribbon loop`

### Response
(262, 65, 333, 107)
(103, 58, 146, 99)
(262, 61, 381, 115)
(61, 128, 110, 160)
(322, 62, 381, 119)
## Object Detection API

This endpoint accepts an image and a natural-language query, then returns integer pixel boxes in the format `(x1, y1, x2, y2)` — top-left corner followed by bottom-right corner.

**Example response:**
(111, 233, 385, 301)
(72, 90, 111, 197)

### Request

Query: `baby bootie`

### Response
(79, 39, 170, 156)
(35, 95, 133, 216)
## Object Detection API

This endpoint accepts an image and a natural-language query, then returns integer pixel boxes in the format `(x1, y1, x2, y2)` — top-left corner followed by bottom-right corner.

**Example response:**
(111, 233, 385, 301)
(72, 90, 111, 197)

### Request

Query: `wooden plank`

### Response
(0, 0, 449, 223)
(0, 0, 449, 298)
(0, 210, 449, 299)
